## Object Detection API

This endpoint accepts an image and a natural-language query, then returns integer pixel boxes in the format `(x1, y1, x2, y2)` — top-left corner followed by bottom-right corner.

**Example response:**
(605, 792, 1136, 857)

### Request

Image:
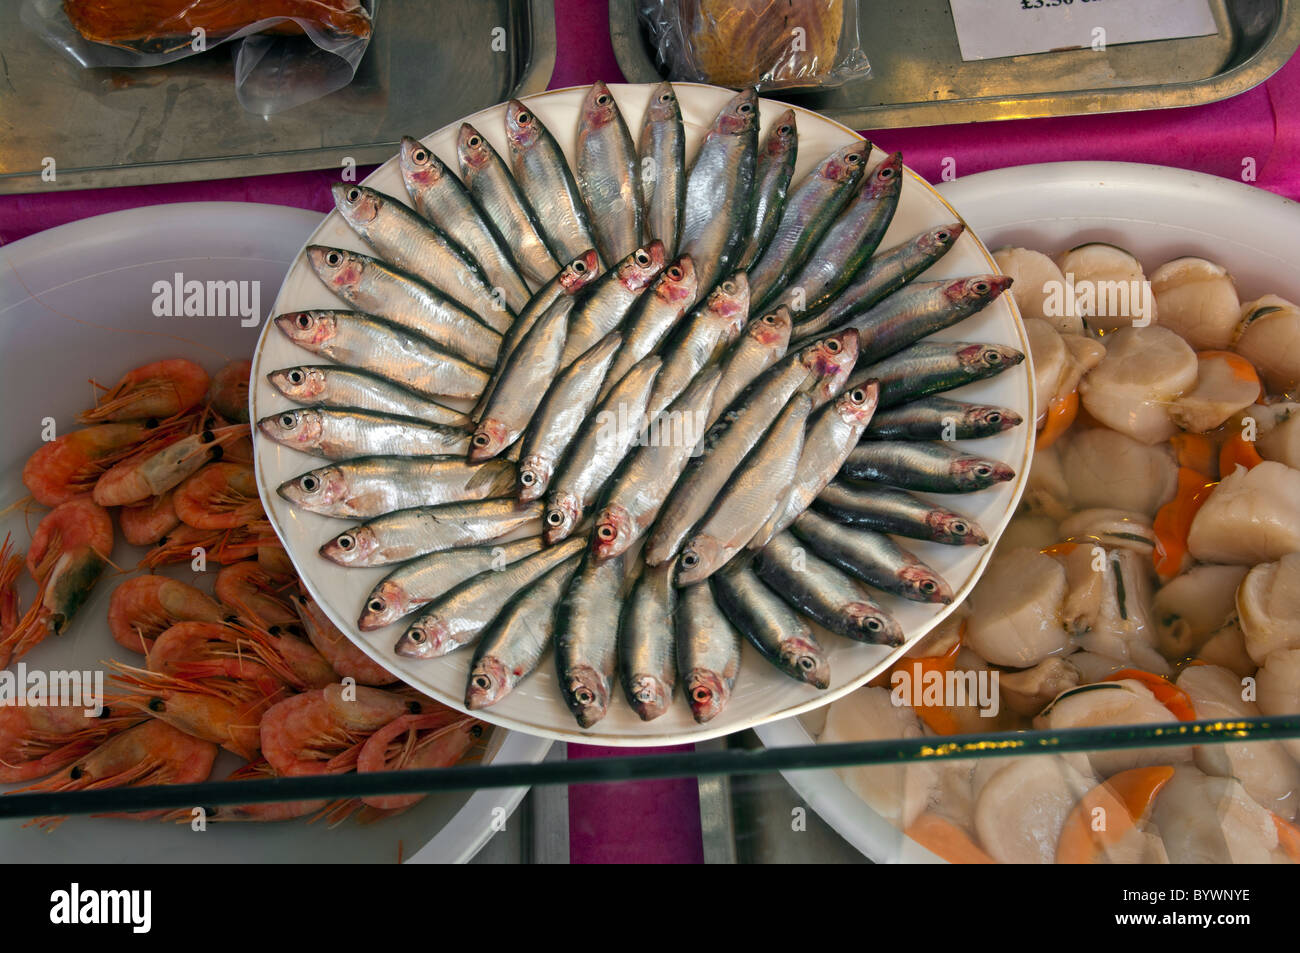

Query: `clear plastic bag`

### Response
(640, 0, 871, 92)
(22, 0, 376, 114)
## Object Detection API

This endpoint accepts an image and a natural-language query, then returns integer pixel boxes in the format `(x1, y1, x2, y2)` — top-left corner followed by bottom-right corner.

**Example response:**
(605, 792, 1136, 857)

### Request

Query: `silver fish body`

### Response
(576, 81, 643, 264)
(678, 88, 759, 295)
(543, 355, 662, 543)
(618, 559, 678, 720)
(841, 440, 1016, 493)
(707, 306, 792, 427)
(332, 183, 511, 330)
(320, 498, 543, 567)
(638, 81, 686, 257)
(560, 242, 665, 366)
(644, 272, 749, 420)
(848, 275, 1013, 366)
(849, 340, 1025, 409)
(257, 407, 469, 461)
(555, 551, 627, 727)
(790, 509, 953, 604)
(592, 367, 721, 561)
(306, 246, 502, 368)
(517, 333, 622, 501)
(712, 555, 828, 688)
(398, 135, 532, 313)
(735, 110, 798, 272)
(267, 364, 470, 427)
(395, 537, 586, 659)
(792, 223, 965, 342)
(359, 536, 545, 631)
(676, 393, 812, 586)
(277, 455, 515, 520)
(752, 533, 902, 645)
(506, 99, 598, 264)
(862, 396, 1023, 441)
(457, 122, 560, 286)
(676, 579, 741, 724)
(812, 481, 988, 546)
(599, 255, 699, 398)
(467, 556, 581, 709)
(273, 309, 488, 401)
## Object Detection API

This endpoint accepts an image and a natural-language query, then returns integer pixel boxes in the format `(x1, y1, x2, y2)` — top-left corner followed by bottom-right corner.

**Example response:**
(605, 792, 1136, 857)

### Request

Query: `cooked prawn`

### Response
(165, 760, 333, 823)
(259, 684, 417, 777)
(256, 538, 295, 580)
(214, 562, 298, 629)
(109, 664, 271, 761)
(147, 621, 288, 698)
(118, 491, 181, 546)
(0, 536, 22, 643)
(356, 712, 484, 812)
(22, 422, 170, 506)
(137, 520, 277, 569)
(293, 592, 396, 686)
(15, 719, 218, 829)
(0, 703, 138, 784)
(107, 575, 225, 655)
(79, 358, 209, 423)
(173, 462, 262, 530)
(93, 424, 247, 508)
(207, 359, 252, 424)
(1, 500, 114, 669)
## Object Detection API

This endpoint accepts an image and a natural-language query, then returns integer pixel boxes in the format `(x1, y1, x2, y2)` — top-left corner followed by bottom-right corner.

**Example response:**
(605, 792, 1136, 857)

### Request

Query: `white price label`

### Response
(948, 0, 1218, 62)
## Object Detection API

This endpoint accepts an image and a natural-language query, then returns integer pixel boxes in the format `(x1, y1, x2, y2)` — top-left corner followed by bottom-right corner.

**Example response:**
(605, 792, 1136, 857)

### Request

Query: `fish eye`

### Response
(826, 338, 842, 353)
(346, 187, 361, 202)
(517, 110, 532, 124)
(337, 534, 354, 550)
(596, 94, 611, 106)
(798, 657, 815, 671)
(295, 314, 312, 329)
(951, 521, 967, 534)
(472, 432, 491, 448)
(473, 674, 491, 690)
(878, 165, 893, 178)
(660, 92, 672, 104)
(519, 471, 536, 486)
(974, 281, 990, 294)
(635, 250, 650, 265)
(597, 524, 615, 540)
(850, 388, 866, 402)
(636, 687, 653, 702)
(866, 618, 883, 632)
(412, 148, 428, 163)
(326, 251, 342, 266)
(986, 412, 1002, 423)
(300, 475, 319, 492)
(763, 313, 777, 324)
(778, 124, 791, 135)
(468, 134, 482, 148)
(692, 686, 712, 703)
(983, 350, 1001, 365)
(279, 413, 297, 428)
(546, 510, 565, 526)
(974, 465, 992, 477)
(368, 598, 385, 613)
(937, 230, 951, 241)
(410, 630, 426, 644)
(288, 369, 305, 384)
(737, 102, 753, 114)
(847, 152, 862, 164)
(681, 552, 699, 569)
(921, 580, 938, 593)
(573, 260, 587, 273)
(721, 280, 735, 294)
(575, 688, 593, 704)
(667, 266, 682, 280)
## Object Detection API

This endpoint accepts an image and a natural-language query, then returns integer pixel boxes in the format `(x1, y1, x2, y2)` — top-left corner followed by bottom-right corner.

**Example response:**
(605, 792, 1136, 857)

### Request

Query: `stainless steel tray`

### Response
(610, 0, 1300, 129)
(0, 0, 555, 193)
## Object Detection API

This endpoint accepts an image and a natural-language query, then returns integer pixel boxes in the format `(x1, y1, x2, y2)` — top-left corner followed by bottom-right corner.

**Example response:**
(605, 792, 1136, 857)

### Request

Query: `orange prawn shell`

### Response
(174, 461, 262, 530)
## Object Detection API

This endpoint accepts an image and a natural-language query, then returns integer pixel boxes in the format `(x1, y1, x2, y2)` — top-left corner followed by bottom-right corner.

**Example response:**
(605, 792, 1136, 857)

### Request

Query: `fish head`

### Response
(778, 636, 830, 689)
(946, 274, 1013, 308)
(457, 123, 494, 172)
(581, 81, 619, 129)
(258, 408, 323, 451)
(357, 581, 410, 632)
(675, 536, 721, 587)
(953, 456, 1015, 489)
(332, 183, 381, 227)
(277, 463, 346, 509)
(618, 241, 666, 293)
(844, 602, 904, 646)
(835, 379, 880, 426)
(306, 245, 366, 293)
(684, 668, 731, 724)
(626, 672, 672, 721)
(929, 511, 988, 546)
(562, 665, 609, 728)
(592, 504, 633, 559)
(861, 152, 904, 198)
(319, 525, 380, 567)
(398, 136, 445, 187)
(515, 454, 553, 501)
(970, 404, 1021, 434)
(748, 306, 793, 351)
(958, 343, 1024, 372)
(466, 656, 510, 710)
(821, 142, 870, 184)
(267, 365, 328, 403)
(559, 249, 600, 294)
(273, 310, 341, 352)
(469, 418, 511, 463)
(543, 492, 582, 544)
(394, 614, 451, 660)
(504, 100, 542, 152)
(645, 81, 680, 123)
(765, 109, 797, 156)
(804, 329, 859, 405)
(919, 222, 964, 256)
(715, 88, 758, 137)
(656, 255, 698, 307)
(898, 565, 954, 604)
(708, 272, 751, 335)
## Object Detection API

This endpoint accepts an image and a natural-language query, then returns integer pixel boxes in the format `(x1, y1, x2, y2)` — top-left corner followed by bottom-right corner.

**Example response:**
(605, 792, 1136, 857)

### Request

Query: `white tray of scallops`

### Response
(757, 162, 1300, 865)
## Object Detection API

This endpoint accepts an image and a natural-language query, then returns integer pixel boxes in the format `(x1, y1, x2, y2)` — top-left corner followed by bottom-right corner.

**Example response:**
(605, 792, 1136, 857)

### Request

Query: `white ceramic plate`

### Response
(756, 160, 1300, 863)
(251, 83, 1035, 746)
(0, 203, 549, 863)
